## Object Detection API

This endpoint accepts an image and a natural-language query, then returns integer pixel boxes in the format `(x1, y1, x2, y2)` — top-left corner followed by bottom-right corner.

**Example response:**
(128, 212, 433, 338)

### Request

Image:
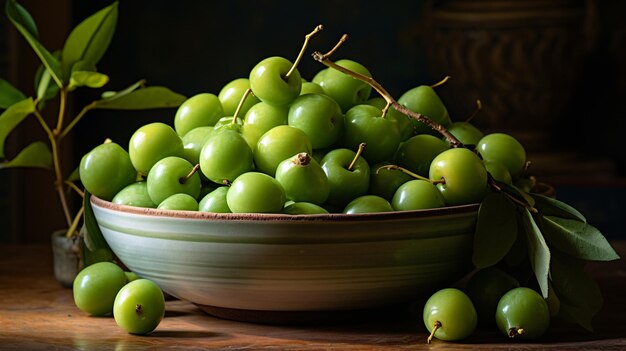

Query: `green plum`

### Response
(199, 130, 254, 185)
(213, 116, 243, 133)
(343, 195, 393, 214)
(157, 193, 199, 211)
(391, 179, 445, 211)
(254, 125, 312, 176)
(369, 163, 413, 201)
(79, 142, 136, 201)
(496, 287, 550, 340)
(146, 156, 201, 205)
(315, 59, 372, 112)
(394, 134, 449, 178)
(477, 133, 526, 178)
(429, 148, 488, 206)
(124, 271, 140, 282)
(397, 85, 451, 136)
(241, 102, 288, 150)
(320, 147, 370, 207)
(113, 279, 165, 335)
(283, 202, 329, 215)
(218, 78, 260, 116)
(112, 182, 156, 208)
(181, 126, 214, 165)
(275, 152, 329, 205)
(367, 97, 414, 141)
(343, 104, 401, 164)
(226, 172, 285, 213)
(288, 93, 343, 149)
(446, 121, 483, 146)
(484, 160, 513, 185)
(249, 56, 301, 106)
(128, 122, 184, 174)
(174, 93, 223, 137)
(466, 267, 520, 325)
(300, 81, 325, 95)
(198, 186, 231, 213)
(73, 261, 127, 316)
(423, 288, 477, 343)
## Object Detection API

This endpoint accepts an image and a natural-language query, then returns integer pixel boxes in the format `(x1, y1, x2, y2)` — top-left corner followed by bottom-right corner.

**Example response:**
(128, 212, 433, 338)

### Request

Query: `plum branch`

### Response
(311, 35, 463, 148)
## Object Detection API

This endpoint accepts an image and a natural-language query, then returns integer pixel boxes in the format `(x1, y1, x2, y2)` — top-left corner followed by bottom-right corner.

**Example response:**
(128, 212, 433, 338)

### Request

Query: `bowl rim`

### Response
(91, 196, 480, 222)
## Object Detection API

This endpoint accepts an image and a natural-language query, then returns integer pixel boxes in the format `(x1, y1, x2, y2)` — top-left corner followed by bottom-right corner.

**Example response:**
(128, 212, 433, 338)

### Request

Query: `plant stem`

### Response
(233, 88, 252, 123)
(427, 321, 441, 344)
(55, 87, 68, 136)
(65, 180, 85, 198)
(348, 143, 366, 171)
(286, 24, 324, 79)
(60, 102, 96, 139)
(65, 206, 84, 238)
(376, 164, 444, 184)
(312, 37, 463, 148)
(179, 164, 200, 184)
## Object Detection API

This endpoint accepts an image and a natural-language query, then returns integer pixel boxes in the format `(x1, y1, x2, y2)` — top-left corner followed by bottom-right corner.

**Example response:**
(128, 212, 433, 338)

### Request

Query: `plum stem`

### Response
(488, 174, 538, 213)
(427, 321, 442, 344)
(430, 75, 451, 89)
(376, 164, 444, 184)
(465, 99, 482, 123)
(312, 37, 463, 148)
(180, 164, 200, 184)
(286, 24, 324, 79)
(233, 88, 253, 123)
(348, 143, 366, 171)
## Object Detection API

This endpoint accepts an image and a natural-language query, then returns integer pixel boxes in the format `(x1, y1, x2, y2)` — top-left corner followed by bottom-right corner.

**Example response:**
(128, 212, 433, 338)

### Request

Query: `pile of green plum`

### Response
(79, 52, 530, 215)
(423, 267, 550, 343)
(73, 261, 165, 335)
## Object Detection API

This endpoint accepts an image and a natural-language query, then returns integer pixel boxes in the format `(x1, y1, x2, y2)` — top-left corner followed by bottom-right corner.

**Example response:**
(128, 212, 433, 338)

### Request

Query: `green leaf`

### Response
(0, 141, 51, 169)
(93, 86, 186, 110)
(521, 208, 551, 298)
(8, 0, 38, 38)
(0, 78, 26, 109)
(82, 191, 113, 266)
(67, 166, 80, 182)
(498, 181, 535, 208)
(551, 252, 603, 331)
(0, 98, 35, 158)
(532, 193, 586, 223)
(69, 71, 109, 90)
(473, 192, 518, 268)
(541, 216, 620, 261)
(5, 0, 63, 87)
(61, 1, 118, 79)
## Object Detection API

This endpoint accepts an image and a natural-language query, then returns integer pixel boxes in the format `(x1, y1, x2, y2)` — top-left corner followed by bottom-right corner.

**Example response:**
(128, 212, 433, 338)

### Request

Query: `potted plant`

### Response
(0, 0, 186, 286)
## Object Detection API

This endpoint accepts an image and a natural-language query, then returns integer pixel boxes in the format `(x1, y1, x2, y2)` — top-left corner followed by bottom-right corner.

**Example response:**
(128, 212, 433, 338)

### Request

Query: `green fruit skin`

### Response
(446, 121, 484, 146)
(394, 134, 449, 178)
(124, 271, 140, 282)
(343, 104, 402, 164)
(113, 279, 165, 335)
(300, 81, 325, 96)
(218, 78, 260, 117)
(429, 148, 488, 206)
(181, 126, 214, 165)
(288, 93, 344, 149)
(249, 56, 302, 106)
(73, 262, 127, 316)
(369, 162, 413, 201)
(254, 125, 312, 177)
(465, 267, 520, 325)
(484, 160, 513, 185)
(275, 153, 329, 205)
(157, 193, 199, 211)
(199, 130, 254, 185)
(423, 288, 478, 342)
(112, 182, 156, 208)
(128, 122, 184, 174)
(367, 97, 414, 141)
(283, 202, 329, 215)
(477, 133, 526, 178)
(398, 85, 451, 135)
(198, 187, 231, 213)
(79, 142, 137, 201)
(343, 195, 394, 214)
(241, 102, 288, 150)
(321, 148, 370, 207)
(226, 172, 286, 213)
(174, 93, 223, 137)
(496, 287, 550, 340)
(146, 156, 201, 205)
(391, 179, 446, 211)
(315, 59, 372, 112)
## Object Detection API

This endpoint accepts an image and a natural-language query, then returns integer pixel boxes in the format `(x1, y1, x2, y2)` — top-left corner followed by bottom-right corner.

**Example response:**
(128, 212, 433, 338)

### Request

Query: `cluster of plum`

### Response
(78, 47, 528, 215)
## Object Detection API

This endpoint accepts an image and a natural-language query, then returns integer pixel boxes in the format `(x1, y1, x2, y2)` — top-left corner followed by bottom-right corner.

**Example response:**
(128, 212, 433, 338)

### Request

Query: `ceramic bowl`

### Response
(90, 196, 479, 323)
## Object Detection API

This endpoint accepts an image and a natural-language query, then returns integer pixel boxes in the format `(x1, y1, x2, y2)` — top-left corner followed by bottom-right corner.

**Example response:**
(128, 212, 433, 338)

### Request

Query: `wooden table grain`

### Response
(0, 243, 625, 350)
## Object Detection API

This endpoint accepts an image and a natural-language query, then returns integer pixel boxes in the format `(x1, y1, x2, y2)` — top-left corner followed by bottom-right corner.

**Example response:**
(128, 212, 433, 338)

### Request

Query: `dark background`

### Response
(1, 0, 625, 242)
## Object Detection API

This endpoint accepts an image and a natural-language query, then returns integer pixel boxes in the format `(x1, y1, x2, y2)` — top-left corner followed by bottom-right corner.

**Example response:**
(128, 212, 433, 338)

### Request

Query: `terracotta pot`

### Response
(421, 0, 596, 149)
(51, 229, 81, 288)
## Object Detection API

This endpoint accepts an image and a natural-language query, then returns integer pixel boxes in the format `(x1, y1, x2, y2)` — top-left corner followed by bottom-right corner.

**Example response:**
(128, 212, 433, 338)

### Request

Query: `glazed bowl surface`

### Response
(90, 196, 478, 321)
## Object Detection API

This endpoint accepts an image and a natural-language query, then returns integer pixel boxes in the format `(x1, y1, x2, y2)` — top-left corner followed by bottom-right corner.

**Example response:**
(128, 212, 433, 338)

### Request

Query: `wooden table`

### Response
(1, 243, 625, 350)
